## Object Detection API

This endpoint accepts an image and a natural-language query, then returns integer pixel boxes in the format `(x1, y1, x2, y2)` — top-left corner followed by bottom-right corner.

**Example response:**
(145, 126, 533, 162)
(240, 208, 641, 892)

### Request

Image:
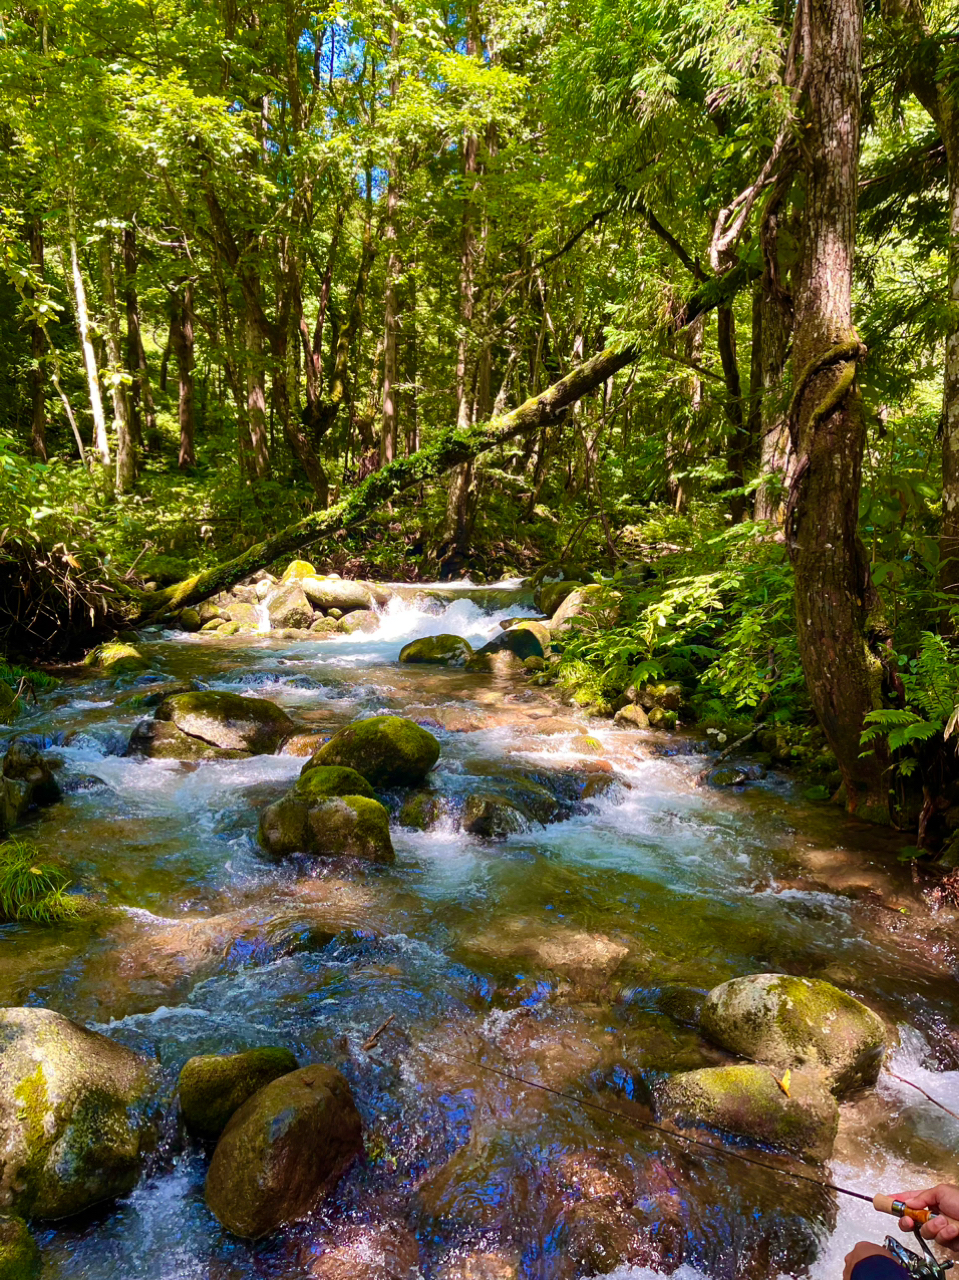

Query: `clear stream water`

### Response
(5, 583, 959, 1280)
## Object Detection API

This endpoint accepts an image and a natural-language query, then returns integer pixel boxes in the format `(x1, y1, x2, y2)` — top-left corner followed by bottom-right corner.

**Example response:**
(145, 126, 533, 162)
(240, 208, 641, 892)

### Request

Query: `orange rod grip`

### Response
(873, 1194, 948, 1228)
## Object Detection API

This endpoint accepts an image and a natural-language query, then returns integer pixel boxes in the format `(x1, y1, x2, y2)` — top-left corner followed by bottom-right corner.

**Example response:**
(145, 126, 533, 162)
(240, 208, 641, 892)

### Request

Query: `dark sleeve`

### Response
(851, 1255, 911, 1280)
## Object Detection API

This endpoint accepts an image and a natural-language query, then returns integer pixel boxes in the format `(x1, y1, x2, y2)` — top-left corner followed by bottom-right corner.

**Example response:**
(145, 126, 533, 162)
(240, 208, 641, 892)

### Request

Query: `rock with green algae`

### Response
(178, 1047, 299, 1142)
(0, 1006, 159, 1219)
(613, 704, 649, 730)
(200, 617, 227, 632)
(302, 716, 440, 788)
(217, 620, 241, 637)
(128, 691, 294, 760)
(259, 794, 394, 863)
(337, 609, 379, 635)
(228, 603, 260, 632)
(1, 741, 61, 833)
(462, 793, 530, 838)
(84, 642, 149, 676)
(657, 1063, 839, 1163)
(700, 973, 887, 1096)
(398, 790, 449, 830)
(309, 617, 341, 635)
(267, 582, 313, 630)
(279, 559, 318, 584)
(295, 766, 376, 802)
(647, 707, 678, 730)
(550, 584, 620, 632)
(204, 1064, 362, 1239)
(398, 634, 473, 666)
(0, 1217, 39, 1279)
(638, 683, 683, 712)
(178, 607, 202, 632)
(537, 580, 583, 617)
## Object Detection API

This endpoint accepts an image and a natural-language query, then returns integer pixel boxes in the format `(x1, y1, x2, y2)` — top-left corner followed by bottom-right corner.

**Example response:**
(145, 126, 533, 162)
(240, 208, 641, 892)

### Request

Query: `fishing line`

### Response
(421, 1044, 877, 1208)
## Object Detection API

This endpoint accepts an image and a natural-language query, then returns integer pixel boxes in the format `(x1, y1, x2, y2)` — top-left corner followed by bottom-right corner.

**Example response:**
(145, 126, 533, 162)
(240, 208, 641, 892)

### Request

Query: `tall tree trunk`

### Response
(67, 200, 110, 465)
(26, 214, 46, 460)
(754, 268, 793, 521)
(123, 227, 156, 448)
(169, 283, 196, 469)
(100, 238, 136, 492)
(381, 166, 401, 466)
(786, 0, 890, 821)
(718, 304, 748, 521)
(246, 314, 270, 479)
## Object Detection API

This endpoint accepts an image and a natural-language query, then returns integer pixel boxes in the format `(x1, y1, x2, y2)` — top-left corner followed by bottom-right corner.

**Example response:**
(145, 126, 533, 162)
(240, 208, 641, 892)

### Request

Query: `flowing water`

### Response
(5, 582, 959, 1280)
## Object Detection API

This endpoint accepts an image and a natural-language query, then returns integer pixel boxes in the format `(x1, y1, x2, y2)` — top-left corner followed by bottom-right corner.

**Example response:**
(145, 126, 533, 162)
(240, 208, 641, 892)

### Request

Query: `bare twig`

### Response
(362, 1014, 395, 1051)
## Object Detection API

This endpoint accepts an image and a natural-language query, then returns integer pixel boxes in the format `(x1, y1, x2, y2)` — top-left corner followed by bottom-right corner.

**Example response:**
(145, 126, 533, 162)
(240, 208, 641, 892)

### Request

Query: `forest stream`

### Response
(6, 581, 959, 1280)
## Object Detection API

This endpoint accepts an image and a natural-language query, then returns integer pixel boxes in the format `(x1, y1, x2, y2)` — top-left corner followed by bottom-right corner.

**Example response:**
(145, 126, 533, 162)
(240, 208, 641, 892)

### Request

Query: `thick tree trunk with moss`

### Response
(786, 0, 890, 821)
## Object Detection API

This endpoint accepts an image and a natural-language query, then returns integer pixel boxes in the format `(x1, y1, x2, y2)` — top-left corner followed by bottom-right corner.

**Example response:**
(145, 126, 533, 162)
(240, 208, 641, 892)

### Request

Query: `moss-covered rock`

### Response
(337, 609, 379, 634)
(639, 683, 683, 712)
(658, 1064, 839, 1163)
(700, 973, 887, 1096)
(647, 707, 678, 730)
(84, 642, 149, 676)
(613, 705, 649, 730)
(530, 562, 595, 612)
(178, 607, 202, 633)
(399, 634, 473, 666)
(200, 617, 226, 632)
(260, 795, 394, 863)
(398, 791, 448, 830)
(229, 603, 261, 632)
(500, 621, 551, 661)
(268, 583, 313, 630)
(294, 767, 376, 802)
(537, 581, 583, 617)
(198, 602, 222, 624)
(205, 1064, 362, 1239)
(302, 578, 373, 614)
(0, 1006, 159, 1219)
(464, 648, 525, 675)
(550, 584, 618, 631)
(178, 1047, 299, 1143)
(309, 617, 341, 635)
(0, 1217, 39, 1279)
(302, 716, 439, 788)
(462, 793, 530, 838)
(279, 559, 317, 583)
(217, 621, 241, 637)
(129, 691, 295, 760)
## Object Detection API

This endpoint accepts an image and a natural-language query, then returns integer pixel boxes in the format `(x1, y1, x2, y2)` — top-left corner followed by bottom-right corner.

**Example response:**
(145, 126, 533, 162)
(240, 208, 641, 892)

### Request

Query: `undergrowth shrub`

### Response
(0, 838, 79, 924)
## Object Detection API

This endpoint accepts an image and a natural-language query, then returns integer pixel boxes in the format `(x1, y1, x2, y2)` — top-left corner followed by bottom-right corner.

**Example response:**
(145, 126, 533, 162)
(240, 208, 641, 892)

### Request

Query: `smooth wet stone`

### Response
(198, 602, 222, 624)
(201, 617, 226, 632)
(302, 578, 373, 614)
(229, 602, 261, 632)
(398, 634, 473, 666)
(279, 559, 317, 583)
(657, 1063, 839, 1163)
(0, 1006, 159, 1219)
(309, 617, 340, 635)
(205, 1064, 362, 1239)
(268, 582, 313, 629)
(84, 642, 149, 676)
(130, 691, 294, 759)
(178, 607, 201, 632)
(337, 609, 379, 634)
(302, 715, 440, 788)
(464, 647, 525, 675)
(462, 793, 531, 838)
(260, 795, 394, 863)
(700, 973, 886, 1096)
(1, 741, 61, 833)
(638, 682, 683, 711)
(0, 1217, 39, 1279)
(465, 920, 628, 990)
(614, 704, 649, 730)
(178, 1047, 299, 1142)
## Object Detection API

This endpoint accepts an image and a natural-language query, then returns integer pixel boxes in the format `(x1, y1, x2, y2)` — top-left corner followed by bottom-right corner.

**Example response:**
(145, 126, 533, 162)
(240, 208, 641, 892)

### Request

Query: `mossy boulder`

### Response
(310, 617, 341, 635)
(464, 647, 525, 675)
(462, 793, 530, 838)
(638, 683, 683, 712)
(399, 635, 473, 667)
(260, 795, 394, 863)
(530, 562, 595, 612)
(647, 707, 678, 730)
(1, 741, 61, 832)
(0, 1217, 39, 1279)
(537, 581, 583, 617)
(84, 642, 149, 676)
(337, 609, 379, 635)
(198, 602, 222, 624)
(129, 691, 294, 760)
(229, 603, 261, 632)
(294, 766, 376, 802)
(550, 584, 618, 632)
(500, 621, 551, 662)
(178, 1047, 299, 1143)
(658, 1064, 838, 1163)
(178, 607, 202, 633)
(279, 559, 317, 584)
(398, 791, 448, 830)
(614, 705, 649, 730)
(302, 716, 440, 788)
(267, 583, 313, 630)
(302, 578, 373, 614)
(205, 1064, 362, 1239)
(700, 973, 887, 1096)
(0, 1006, 159, 1219)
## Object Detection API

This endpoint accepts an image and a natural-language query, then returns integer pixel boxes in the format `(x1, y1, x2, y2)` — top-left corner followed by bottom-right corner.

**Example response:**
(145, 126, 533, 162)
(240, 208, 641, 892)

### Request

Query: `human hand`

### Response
(843, 1242, 896, 1280)
(895, 1183, 959, 1253)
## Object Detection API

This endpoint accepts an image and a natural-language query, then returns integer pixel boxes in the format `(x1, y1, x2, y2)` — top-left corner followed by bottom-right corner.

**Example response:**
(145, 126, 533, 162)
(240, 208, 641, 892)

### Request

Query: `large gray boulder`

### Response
(268, 583, 313, 630)
(178, 1047, 299, 1142)
(205, 1064, 363, 1238)
(127, 692, 294, 760)
(301, 579, 373, 614)
(302, 716, 440, 788)
(658, 1064, 839, 1163)
(0, 1007, 159, 1219)
(700, 973, 886, 1096)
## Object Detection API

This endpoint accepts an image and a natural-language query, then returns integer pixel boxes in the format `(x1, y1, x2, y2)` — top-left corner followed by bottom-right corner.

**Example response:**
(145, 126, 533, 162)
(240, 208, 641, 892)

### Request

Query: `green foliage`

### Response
(860, 632, 959, 775)
(0, 839, 79, 925)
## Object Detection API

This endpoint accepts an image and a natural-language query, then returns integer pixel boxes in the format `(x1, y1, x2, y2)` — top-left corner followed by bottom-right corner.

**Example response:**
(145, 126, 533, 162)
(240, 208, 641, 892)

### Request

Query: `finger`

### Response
(903, 1191, 940, 1209)
(934, 1222, 959, 1244)
(899, 1216, 916, 1232)
(921, 1217, 947, 1241)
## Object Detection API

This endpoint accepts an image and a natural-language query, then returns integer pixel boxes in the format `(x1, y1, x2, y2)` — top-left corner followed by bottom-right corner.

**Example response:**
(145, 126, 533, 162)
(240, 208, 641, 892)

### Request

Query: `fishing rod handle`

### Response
(874, 1195, 959, 1230)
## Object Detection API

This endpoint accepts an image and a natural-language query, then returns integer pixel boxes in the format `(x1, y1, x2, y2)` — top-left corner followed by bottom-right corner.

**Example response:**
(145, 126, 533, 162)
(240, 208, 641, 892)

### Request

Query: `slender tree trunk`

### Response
(246, 314, 270, 479)
(718, 304, 748, 521)
(26, 215, 46, 460)
(100, 238, 136, 491)
(67, 201, 110, 465)
(941, 158, 959, 598)
(123, 227, 154, 449)
(786, 0, 890, 821)
(381, 166, 401, 466)
(169, 283, 196, 468)
(755, 263, 793, 521)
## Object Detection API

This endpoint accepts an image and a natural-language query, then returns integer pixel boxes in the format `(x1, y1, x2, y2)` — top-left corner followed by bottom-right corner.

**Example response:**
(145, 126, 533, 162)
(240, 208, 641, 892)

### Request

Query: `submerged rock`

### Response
(304, 1223, 420, 1280)
(462, 793, 530, 838)
(658, 1063, 839, 1163)
(178, 1047, 299, 1142)
(260, 775, 394, 863)
(128, 691, 294, 760)
(268, 583, 313, 630)
(465, 919, 628, 991)
(398, 790, 449, 830)
(302, 716, 440, 788)
(700, 973, 886, 1096)
(205, 1064, 362, 1239)
(0, 1006, 159, 1219)
(398, 634, 473, 666)
(0, 1217, 39, 1279)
